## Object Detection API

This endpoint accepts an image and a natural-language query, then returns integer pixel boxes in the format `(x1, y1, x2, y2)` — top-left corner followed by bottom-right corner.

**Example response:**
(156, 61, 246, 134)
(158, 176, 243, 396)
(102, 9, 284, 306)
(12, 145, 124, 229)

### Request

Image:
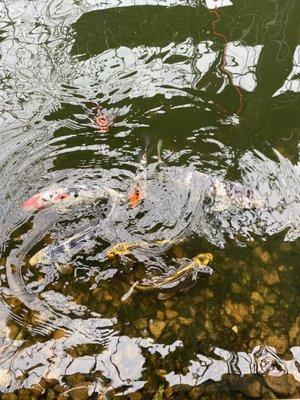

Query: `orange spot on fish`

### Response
(53, 192, 69, 202)
(128, 185, 144, 208)
(90, 105, 114, 133)
(22, 194, 44, 210)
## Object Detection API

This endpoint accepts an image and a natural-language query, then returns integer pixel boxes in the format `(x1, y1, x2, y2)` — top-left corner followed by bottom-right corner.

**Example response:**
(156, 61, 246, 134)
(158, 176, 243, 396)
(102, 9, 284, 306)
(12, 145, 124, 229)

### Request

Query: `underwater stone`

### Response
(224, 299, 249, 323)
(264, 375, 297, 397)
(266, 334, 289, 354)
(165, 310, 178, 319)
(250, 291, 264, 304)
(263, 271, 279, 286)
(128, 393, 143, 400)
(103, 291, 113, 301)
(156, 310, 165, 320)
(45, 389, 56, 400)
(149, 320, 166, 338)
(8, 324, 22, 340)
(189, 387, 204, 399)
(134, 318, 148, 330)
(289, 317, 300, 345)
(204, 319, 214, 334)
(231, 282, 243, 295)
(261, 305, 275, 322)
(52, 329, 67, 340)
(178, 317, 193, 326)
(262, 288, 278, 304)
(260, 251, 272, 264)
(202, 288, 214, 298)
(1, 395, 17, 400)
(163, 300, 173, 308)
(237, 376, 263, 398)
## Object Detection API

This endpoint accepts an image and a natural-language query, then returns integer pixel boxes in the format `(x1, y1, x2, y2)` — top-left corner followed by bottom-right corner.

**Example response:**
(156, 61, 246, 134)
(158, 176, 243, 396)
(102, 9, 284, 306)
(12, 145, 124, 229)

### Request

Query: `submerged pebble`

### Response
(149, 320, 166, 338)
(266, 334, 289, 354)
(223, 299, 249, 323)
(165, 310, 178, 319)
(264, 375, 297, 397)
(263, 270, 280, 286)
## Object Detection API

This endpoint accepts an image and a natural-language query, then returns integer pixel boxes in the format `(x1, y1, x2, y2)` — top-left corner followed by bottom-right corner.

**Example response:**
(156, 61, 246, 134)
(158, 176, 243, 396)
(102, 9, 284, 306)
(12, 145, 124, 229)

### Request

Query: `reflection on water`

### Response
(0, 0, 299, 397)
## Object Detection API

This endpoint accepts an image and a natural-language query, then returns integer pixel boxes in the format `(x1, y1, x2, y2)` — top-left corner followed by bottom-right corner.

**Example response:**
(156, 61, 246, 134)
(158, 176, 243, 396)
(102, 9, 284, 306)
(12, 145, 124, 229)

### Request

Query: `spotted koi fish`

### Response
(121, 253, 213, 301)
(22, 185, 123, 211)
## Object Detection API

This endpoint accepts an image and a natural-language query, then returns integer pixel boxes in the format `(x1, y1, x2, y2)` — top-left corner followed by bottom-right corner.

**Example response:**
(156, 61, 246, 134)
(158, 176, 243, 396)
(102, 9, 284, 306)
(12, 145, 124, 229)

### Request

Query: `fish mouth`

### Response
(22, 190, 71, 210)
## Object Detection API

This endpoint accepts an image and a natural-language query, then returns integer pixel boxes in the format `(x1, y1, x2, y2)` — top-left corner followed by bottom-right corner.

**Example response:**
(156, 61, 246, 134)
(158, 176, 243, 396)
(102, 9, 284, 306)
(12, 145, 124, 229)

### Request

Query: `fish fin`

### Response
(157, 139, 167, 168)
(157, 289, 177, 300)
(137, 133, 150, 166)
(121, 281, 138, 302)
(198, 266, 214, 275)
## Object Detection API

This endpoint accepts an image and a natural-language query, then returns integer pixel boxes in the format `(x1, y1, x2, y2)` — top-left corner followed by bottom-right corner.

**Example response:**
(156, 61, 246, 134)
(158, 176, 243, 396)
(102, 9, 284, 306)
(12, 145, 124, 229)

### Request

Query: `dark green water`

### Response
(0, 0, 299, 398)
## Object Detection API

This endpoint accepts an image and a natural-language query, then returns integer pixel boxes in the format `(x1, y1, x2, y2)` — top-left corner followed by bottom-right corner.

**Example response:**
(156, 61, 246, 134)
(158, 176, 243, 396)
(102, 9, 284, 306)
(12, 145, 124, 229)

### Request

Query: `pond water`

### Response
(0, 0, 299, 398)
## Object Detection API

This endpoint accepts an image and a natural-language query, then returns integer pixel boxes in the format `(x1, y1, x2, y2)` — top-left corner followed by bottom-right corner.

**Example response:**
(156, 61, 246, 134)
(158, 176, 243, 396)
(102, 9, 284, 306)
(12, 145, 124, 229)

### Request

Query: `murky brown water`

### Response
(0, 0, 299, 398)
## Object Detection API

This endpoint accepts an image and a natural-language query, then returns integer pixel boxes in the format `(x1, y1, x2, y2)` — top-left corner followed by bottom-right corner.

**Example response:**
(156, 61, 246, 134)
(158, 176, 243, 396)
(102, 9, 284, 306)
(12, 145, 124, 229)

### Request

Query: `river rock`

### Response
(260, 251, 272, 264)
(52, 329, 67, 340)
(250, 291, 264, 304)
(103, 291, 113, 301)
(178, 316, 193, 326)
(45, 389, 56, 400)
(264, 375, 296, 397)
(289, 317, 300, 344)
(156, 310, 165, 320)
(238, 376, 263, 398)
(149, 320, 166, 338)
(165, 310, 178, 319)
(224, 299, 249, 323)
(70, 386, 89, 400)
(266, 334, 289, 354)
(128, 393, 143, 400)
(189, 387, 204, 399)
(204, 319, 215, 335)
(134, 318, 148, 330)
(263, 288, 278, 304)
(172, 244, 185, 258)
(231, 282, 243, 295)
(261, 305, 275, 322)
(263, 271, 279, 286)
(201, 288, 214, 298)
(163, 300, 173, 308)
(1, 394, 17, 400)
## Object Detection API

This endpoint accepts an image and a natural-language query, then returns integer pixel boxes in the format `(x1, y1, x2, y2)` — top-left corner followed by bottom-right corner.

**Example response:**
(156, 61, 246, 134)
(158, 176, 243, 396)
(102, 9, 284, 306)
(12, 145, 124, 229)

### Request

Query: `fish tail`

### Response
(157, 139, 167, 168)
(157, 139, 163, 163)
(138, 133, 150, 167)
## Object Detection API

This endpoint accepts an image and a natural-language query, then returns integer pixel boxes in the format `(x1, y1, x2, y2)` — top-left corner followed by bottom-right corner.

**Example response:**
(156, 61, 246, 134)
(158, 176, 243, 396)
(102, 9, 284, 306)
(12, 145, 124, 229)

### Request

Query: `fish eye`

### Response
(69, 188, 79, 198)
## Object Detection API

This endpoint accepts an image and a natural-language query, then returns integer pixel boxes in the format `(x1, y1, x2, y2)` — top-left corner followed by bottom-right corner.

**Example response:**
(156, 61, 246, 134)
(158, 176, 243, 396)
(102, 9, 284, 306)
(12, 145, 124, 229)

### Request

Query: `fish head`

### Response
(193, 252, 213, 267)
(22, 187, 80, 210)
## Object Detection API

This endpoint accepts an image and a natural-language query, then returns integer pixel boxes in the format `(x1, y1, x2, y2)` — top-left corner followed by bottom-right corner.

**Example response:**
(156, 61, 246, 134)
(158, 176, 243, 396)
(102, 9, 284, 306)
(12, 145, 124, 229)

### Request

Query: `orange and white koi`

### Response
(22, 185, 123, 211)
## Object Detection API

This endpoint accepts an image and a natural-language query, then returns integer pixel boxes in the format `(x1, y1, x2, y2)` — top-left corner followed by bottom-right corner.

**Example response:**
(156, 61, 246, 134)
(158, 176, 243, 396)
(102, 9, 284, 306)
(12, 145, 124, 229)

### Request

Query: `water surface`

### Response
(0, 0, 299, 398)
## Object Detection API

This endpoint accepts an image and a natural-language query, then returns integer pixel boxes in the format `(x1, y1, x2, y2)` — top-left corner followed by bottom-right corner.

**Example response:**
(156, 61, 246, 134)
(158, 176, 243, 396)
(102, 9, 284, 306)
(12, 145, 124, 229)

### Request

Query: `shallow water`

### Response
(0, 0, 299, 398)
